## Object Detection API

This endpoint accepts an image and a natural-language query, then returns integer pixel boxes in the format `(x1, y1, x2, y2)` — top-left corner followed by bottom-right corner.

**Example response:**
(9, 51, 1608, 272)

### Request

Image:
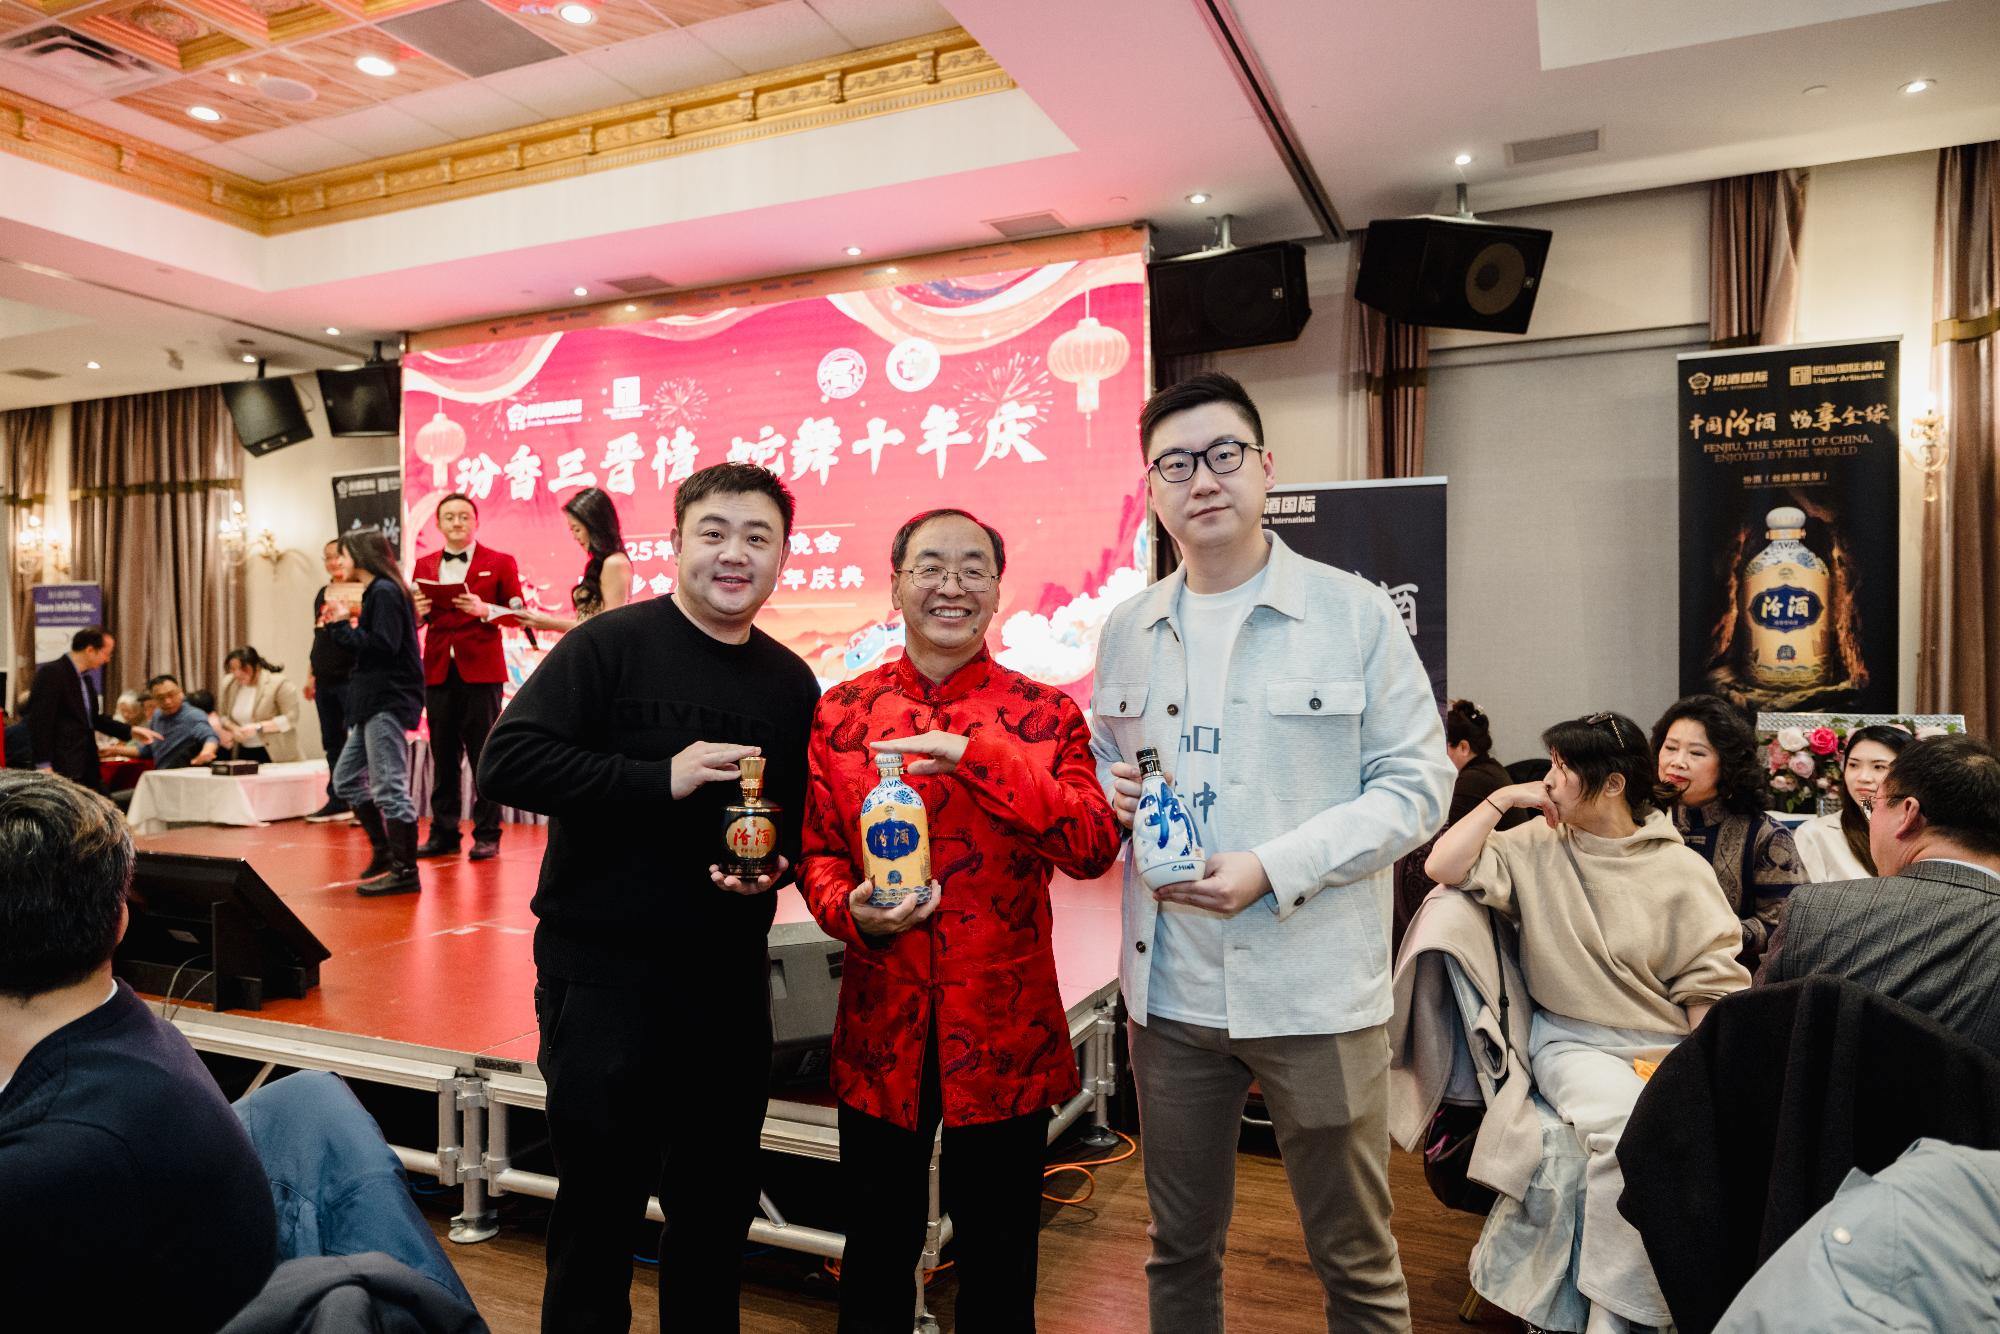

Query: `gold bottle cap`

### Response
(739, 755, 765, 791)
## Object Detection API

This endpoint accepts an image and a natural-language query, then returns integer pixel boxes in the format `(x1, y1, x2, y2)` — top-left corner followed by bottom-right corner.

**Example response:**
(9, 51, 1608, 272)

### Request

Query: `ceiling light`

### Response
(354, 55, 397, 78)
(1186, 191, 1209, 205)
(1802, 84, 1828, 96)
(187, 105, 222, 123)
(1901, 78, 1932, 94)
(86, 360, 100, 370)
(337, 363, 361, 371)
(1453, 152, 1473, 167)
(572, 285, 589, 297)
(325, 326, 340, 336)
(844, 245, 863, 257)
(885, 266, 899, 274)
(241, 354, 257, 363)
(623, 303, 637, 312)
(556, 2, 595, 23)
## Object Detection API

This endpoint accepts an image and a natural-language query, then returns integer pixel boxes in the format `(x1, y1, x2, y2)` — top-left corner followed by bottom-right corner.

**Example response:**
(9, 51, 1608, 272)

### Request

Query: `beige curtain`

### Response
(1710, 169, 1808, 347)
(1921, 143, 2000, 735)
(3, 405, 55, 700)
(1354, 236, 1429, 478)
(70, 386, 245, 699)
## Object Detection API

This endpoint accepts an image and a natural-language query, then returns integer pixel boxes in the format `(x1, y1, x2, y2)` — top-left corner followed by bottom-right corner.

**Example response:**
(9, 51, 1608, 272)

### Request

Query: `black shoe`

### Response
(353, 803, 392, 879)
(416, 827, 462, 858)
(468, 838, 500, 862)
(305, 798, 353, 823)
(359, 819, 421, 896)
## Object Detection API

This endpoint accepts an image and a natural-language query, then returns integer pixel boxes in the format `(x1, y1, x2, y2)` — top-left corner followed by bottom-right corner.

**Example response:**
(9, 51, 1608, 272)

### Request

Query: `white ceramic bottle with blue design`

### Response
(1133, 746, 1203, 891)
(862, 752, 931, 907)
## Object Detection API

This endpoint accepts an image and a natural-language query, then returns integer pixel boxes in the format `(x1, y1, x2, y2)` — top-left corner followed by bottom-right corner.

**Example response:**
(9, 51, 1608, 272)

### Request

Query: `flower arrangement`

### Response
(1755, 714, 1966, 814)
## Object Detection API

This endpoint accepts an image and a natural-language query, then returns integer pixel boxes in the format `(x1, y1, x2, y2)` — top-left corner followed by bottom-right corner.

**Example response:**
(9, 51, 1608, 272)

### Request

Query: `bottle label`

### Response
(1749, 584, 1823, 633)
(725, 815, 777, 861)
(862, 795, 930, 906)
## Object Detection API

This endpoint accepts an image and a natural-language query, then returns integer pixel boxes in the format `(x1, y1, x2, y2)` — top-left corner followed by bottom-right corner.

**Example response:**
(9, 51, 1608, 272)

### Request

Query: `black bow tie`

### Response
(441, 550, 468, 564)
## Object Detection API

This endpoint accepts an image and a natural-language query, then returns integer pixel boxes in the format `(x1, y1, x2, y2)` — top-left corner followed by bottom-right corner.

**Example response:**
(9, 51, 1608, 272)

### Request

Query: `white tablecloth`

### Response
(127, 759, 331, 835)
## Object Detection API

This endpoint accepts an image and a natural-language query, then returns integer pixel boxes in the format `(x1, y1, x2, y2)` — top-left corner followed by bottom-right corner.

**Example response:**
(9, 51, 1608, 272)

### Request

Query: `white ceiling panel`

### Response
(478, 54, 648, 119)
(1539, 0, 1949, 69)
(0, 60, 118, 111)
(72, 97, 213, 152)
(688, 1, 853, 72)
(804, 0, 956, 49)
(223, 123, 357, 176)
(575, 26, 744, 96)
(187, 142, 292, 184)
(392, 81, 541, 140)
(307, 103, 456, 158)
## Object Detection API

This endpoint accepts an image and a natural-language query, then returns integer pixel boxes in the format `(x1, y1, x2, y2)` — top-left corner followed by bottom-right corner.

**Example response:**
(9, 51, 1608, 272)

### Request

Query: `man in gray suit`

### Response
(1759, 734, 2000, 1057)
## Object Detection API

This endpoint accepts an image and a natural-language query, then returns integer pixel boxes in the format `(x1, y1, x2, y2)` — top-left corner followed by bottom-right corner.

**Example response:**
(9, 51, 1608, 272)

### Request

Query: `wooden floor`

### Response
(422, 1133, 1519, 1333)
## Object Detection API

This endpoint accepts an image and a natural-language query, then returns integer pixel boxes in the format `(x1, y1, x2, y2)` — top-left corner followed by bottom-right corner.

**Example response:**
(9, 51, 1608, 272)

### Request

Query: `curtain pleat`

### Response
(3, 405, 55, 700)
(1710, 169, 1808, 348)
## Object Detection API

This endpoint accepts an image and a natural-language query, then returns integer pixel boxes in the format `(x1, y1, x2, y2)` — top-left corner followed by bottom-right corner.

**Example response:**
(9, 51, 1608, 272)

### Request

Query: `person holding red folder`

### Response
(410, 492, 523, 861)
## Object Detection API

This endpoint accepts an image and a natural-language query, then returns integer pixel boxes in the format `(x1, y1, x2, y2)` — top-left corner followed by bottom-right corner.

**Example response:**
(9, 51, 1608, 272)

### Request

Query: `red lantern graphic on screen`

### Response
(1048, 292, 1131, 449)
(413, 396, 467, 487)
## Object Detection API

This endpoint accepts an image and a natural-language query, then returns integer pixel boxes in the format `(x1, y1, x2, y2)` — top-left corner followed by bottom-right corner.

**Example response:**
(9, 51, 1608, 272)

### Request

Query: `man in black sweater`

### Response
(480, 463, 820, 1334)
(0, 771, 277, 1331)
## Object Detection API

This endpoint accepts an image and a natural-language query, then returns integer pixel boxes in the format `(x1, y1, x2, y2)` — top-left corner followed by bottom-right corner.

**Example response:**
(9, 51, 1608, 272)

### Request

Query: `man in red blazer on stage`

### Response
(410, 492, 523, 861)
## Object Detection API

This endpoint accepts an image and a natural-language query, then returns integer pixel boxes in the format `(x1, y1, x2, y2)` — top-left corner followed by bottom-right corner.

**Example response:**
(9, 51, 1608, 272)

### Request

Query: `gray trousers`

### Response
(1129, 1015, 1410, 1334)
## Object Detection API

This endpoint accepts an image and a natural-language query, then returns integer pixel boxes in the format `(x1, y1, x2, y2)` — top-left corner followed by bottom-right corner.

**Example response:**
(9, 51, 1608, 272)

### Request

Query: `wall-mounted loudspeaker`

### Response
(1149, 241, 1312, 357)
(1355, 216, 1553, 335)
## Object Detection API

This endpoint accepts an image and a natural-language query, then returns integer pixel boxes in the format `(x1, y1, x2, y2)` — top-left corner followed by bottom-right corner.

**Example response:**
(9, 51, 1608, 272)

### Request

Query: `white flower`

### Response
(1772, 774, 1798, 792)
(1916, 724, 1948, 739)
(1775, 727, 1809, 753)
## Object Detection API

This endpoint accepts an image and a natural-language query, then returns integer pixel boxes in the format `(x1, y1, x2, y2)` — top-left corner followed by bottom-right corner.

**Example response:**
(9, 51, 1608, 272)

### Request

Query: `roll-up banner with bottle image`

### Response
(1677, 338, 1899, 713)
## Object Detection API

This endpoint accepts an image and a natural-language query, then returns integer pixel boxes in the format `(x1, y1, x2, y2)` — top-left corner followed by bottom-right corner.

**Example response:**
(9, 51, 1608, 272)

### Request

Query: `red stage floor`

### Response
(132, 819, 1127, 1068)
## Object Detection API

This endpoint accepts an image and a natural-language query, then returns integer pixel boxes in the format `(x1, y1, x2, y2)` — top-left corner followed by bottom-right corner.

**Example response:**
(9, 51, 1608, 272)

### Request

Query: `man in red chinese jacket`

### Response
(802, 508, 1122, 1334)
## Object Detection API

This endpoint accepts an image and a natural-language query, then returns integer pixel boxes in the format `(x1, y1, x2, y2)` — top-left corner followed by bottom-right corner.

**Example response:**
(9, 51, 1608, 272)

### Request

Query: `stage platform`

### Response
(130, 817, 1127, 1307)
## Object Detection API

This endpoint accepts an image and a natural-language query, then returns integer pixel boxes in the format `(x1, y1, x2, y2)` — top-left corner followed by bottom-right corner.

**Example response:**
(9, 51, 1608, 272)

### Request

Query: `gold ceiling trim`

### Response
(0, 28, 1007, 236)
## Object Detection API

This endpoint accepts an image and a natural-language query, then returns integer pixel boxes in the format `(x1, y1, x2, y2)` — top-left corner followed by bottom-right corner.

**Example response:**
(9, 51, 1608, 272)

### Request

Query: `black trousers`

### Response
(536, 956, 772, 1334)
(425, 663, 503, 840)
(835, 1025, 1051, 1334)
(313, 676, 350, 768)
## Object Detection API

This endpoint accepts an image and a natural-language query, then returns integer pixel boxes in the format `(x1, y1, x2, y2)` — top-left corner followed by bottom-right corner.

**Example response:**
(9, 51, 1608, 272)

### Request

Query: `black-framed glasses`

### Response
(898, 564, 995, 592)
(1147, 438, 1264, 484)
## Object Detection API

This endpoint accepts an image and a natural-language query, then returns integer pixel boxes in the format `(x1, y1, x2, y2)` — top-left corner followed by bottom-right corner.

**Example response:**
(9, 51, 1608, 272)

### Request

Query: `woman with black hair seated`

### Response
(512, 486, 633, 634)
(1653, 694, 1805, 965)
(1426, 711, 1750, 1333)
(1392, 699, 1529, 948)
(1792, 724, 1912, 882)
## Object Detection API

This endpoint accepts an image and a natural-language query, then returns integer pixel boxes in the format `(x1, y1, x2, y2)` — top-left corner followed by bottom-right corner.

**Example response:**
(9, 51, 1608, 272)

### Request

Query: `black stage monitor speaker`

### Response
(1355, 216, 1553, 335)
(316, 364, 402, 437)
(117, 852, 331, 1012)
(221, 377, 313, 456)
(1150, 241, 1312, 357)
(767, 918, 842, 1087)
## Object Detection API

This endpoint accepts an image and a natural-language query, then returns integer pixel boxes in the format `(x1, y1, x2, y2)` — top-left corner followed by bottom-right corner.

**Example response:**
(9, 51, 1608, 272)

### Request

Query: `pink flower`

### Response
(1788, 751, 1817, 778)
(1815, 776, 1833, 791)
(1808, 727, 1839, 756)
(1772, 774, 1798, 793)
(1767, 741, 1789, 773)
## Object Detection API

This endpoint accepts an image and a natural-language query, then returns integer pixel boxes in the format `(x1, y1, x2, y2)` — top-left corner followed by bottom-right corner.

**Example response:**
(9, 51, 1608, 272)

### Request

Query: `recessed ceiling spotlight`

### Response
(337, 363, 361, 371)
(885, 266, 899, 274)
(1901, 78, 1933, 94)
(572, 285, 589, 297)
(844, 245, 863, 257)
(241, 354, 257, 363)
(325, 326, 340, 336)
(1453, 152, 1474, 167)
(86, 360, 101, 370)
(624, 303, 637, 312)
(1802, 84, 1829, 96)
(187, 105, 222, 123)
(354, 55, 398, 77)
(556, 2, 595, 23)
(1186, 191, 1209, 205)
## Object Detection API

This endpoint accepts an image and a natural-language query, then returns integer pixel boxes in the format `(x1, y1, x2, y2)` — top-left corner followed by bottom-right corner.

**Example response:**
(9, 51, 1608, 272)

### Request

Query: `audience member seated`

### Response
(1758, 734, 2000, 1056)
(1394, 699, 1532, 949)
(1790, 724, 1912, 883)
(104, 673, 220, 772)
(1712, 1138, 2000, 1334)
(111, 688, 151, 730)
(1425, 710, 1750, 1334)
(0, 771, 278, 1331)
(1654, 694, 1805, 966)
(216, 645, 304, 764)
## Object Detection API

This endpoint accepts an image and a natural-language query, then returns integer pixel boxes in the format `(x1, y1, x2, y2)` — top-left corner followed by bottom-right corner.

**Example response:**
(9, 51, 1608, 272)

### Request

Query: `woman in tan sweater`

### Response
(1427, 710, 1750, 1333)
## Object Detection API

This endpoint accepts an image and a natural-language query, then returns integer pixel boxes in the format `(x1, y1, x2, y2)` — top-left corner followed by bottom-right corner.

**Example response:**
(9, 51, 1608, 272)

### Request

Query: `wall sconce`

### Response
(1909, 408, 1948, 503)
(12, 512, 69, 580)
(219, 501, 282, 566)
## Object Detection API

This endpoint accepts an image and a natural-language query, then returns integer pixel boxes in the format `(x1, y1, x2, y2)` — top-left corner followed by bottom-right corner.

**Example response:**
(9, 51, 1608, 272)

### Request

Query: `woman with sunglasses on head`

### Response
(1652, 694, 1805, 966)
(1426, 711, 1749, 1333)
(1791, 724, 1913, 883)
(511, 486, 633, 634)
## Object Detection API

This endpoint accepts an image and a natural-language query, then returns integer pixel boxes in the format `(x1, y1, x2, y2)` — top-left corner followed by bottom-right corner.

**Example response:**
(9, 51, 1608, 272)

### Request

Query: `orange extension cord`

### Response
(822, 1129, 1139, 1285)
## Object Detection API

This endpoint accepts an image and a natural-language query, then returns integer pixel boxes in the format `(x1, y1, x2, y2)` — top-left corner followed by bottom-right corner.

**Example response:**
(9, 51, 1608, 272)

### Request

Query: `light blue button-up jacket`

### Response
(1089, 531, 1453, 1038)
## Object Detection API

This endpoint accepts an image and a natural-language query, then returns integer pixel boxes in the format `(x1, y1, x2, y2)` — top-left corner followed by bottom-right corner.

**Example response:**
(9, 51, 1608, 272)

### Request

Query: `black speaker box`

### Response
(118, 852, 330, 1012)
(1150, 241, 1312, 357)
(1355, 216, 1553, 335)
(767, 918, 843, 1087)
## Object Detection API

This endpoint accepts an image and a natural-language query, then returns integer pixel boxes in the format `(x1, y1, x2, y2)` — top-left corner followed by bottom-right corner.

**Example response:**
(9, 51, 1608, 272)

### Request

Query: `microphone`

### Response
(507, 598, 539, 649)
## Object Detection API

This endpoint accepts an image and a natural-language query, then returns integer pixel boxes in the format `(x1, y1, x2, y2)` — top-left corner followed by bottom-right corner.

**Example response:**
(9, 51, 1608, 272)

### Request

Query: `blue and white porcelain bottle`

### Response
(1133, 746, 1203, 891)
(861, 751, 931, 907)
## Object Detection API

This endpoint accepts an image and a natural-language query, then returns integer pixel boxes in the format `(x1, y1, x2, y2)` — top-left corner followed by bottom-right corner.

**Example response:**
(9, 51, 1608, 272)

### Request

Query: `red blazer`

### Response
(411, 544, 523, 686)
(801, 650, 1122, 1129)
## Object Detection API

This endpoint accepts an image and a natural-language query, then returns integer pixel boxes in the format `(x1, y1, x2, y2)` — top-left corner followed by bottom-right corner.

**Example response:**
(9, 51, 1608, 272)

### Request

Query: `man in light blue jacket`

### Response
(1091, 372, 1452, 1334)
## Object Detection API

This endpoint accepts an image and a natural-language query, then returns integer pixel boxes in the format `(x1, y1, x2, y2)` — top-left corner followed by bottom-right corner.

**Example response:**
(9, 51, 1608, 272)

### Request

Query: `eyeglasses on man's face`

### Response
(1147, 438, 1264, 484)
(899, 564, 996, 592)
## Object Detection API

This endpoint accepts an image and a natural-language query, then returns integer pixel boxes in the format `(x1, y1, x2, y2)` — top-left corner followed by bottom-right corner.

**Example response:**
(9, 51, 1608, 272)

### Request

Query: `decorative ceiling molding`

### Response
(0, 27, 1007, 234)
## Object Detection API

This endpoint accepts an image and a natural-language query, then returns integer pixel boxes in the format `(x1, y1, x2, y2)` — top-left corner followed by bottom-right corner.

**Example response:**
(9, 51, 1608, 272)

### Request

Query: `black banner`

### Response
(1677, 339, 1899, 713)
(331, 467, 402, 551)
(1262, 478, 1447, 706)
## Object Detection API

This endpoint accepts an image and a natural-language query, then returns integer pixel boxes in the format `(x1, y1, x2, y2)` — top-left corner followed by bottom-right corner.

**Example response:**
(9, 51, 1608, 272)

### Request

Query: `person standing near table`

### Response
(411, 493, 522, 863)
(215, 647, 302, 765)
(25, 627, 156, 793)
(478, 463, 820, 1334)
(306, 538, 358, 821)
